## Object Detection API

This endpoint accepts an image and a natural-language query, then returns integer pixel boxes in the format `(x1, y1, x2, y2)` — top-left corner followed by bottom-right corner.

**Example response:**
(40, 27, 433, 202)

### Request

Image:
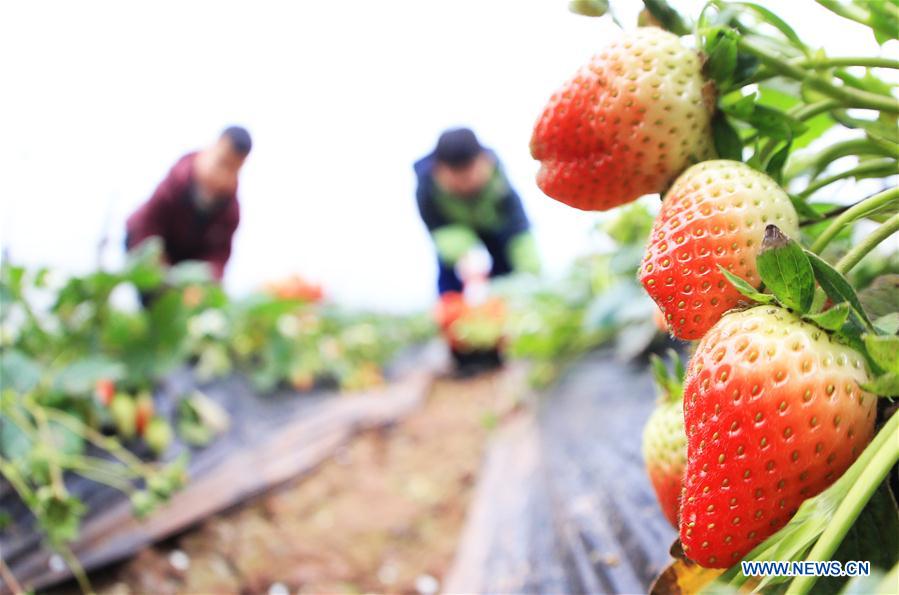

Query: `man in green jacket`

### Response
(414, 128, 540, 295)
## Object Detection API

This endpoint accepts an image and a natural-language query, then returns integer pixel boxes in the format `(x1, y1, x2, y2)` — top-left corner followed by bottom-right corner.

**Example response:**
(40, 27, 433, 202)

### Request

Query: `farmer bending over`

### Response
(125, 126, 252, 281)
(414, 127, 539, 295)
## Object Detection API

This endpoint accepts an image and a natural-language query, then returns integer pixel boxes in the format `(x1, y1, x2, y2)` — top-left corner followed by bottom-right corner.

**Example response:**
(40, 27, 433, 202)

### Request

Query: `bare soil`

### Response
(90, 367, 526, 594)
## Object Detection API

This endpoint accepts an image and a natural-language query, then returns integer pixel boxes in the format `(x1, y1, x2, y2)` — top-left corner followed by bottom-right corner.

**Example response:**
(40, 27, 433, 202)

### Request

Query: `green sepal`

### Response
(712, 112, 743, 160)
(705, 29, 738, 85)
(804, 303, 851, 331)
(806, 251, 873, 328)
(873, 313, 899, 335)
(861, 373, 899, 397)
(718, 266, 775, 304)
(757, 225, 815, 313)
(863, 334, 899, 373)
(649, 349, 684, 403)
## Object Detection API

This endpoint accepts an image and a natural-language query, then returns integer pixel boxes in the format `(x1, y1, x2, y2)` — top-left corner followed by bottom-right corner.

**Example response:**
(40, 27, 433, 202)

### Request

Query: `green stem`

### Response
(57, 544, 95, 595)
(796, 159, 898, 199)
(31, 402, 67, 499)
(737, 37, 899, 114)
(41, 407, 151, 473)
(810, 187, 899, 253)
(786, 412, 899, 595)
(815, 0, 873, 28)
(836, 213, 899, 274)
(798, 56, 899, 70)
(798, 138, 894, 181)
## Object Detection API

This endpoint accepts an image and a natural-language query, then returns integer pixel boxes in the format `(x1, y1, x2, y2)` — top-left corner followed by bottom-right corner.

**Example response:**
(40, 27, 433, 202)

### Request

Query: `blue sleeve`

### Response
(416, 178, 446, 232)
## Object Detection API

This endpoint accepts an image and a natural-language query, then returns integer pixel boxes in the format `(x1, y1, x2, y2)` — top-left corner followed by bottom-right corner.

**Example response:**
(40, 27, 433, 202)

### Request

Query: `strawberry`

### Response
(144, 417, 173, 457)
(266, 275, 323, 302)
(679, 305, 876, 568)
(530, 27, 715, 211)
(640, 160, 799, 340)
(653, 304, 669, 334)
(434, 292, 466, 332)
(135, 392, 155, 436)
(110, 393, 137, 439)
(642, 352, 687, 528)
(95, 379, 115, 406)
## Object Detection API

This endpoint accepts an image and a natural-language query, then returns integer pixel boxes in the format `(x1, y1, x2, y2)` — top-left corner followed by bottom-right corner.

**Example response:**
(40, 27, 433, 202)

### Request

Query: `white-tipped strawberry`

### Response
(531, 27, 716, 211)
(640, 160, 799, 340)
(642, 350, 688, 528)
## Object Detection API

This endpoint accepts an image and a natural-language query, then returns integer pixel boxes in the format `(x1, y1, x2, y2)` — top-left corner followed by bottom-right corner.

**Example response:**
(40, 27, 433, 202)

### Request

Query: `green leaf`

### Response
(861, 372, 899, 396)
(812, 483, 899, 594)
(712, 113, 743, 160)
(167, 261, 214, 286)
(718, 266, 775, 304)
(36, 489, 86, 545)
(746, 105, 807, 141)
(0, 350, 42, 393)
(53, 357, 126, 396)
(757, 226, 815, 313)
(765, 141, 791, 184)
(732, 52, 760, 86)
(858, 275, 899, 319)
(0, 411, 33, 460)
(806, 251, 873, 328)
(721, 93, 757, 119)
(873, 313, 899, 335)
(863, 334, 899, 373)
(706, 30, 738, 84)
(642, 0, 691, 35)
(729, 2, 804, 48)
(804, 303, 851, 331)
(789, 194, 824, 222)
(867, 0, 899, 45)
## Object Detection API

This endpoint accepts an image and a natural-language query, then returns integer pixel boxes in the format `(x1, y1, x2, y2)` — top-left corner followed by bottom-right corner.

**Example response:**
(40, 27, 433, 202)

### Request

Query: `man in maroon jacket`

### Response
(125, 126, 251, 280)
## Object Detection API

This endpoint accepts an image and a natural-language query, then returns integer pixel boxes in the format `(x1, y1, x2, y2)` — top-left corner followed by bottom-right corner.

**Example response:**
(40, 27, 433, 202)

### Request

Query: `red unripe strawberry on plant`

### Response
(530, 27, 715, 211)
(95, 379, 116, 406)
(135, 393, 155, 437)
(434, 292, 466, 332)
(642, 351, 687, 528)
(640, 160, 799, 340)
(679, 306, 876, 568)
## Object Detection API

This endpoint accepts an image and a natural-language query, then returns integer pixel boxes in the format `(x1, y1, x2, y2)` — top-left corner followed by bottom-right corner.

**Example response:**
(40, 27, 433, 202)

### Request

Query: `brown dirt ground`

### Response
(90, 366, 527, 595)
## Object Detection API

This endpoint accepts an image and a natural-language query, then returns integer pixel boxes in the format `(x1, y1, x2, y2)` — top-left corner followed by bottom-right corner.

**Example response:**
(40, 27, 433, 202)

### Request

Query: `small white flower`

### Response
(415, 573, 439, 595)
(277, 314, 301, 338)
(188, 309, 228, 339)
(169, 549, 190, 571)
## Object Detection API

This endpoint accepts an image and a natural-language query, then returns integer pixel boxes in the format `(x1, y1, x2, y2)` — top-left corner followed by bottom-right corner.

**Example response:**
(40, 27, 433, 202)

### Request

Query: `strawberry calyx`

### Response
(649, 349, 685, 404)
(720, 224, 898, 395)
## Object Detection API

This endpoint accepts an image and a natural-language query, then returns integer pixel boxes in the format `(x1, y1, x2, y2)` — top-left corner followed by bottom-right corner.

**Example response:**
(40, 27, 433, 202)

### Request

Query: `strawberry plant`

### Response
(536, 0, 898, 591)
(643, 350, 688, 528)
(0, 241, 434, 590)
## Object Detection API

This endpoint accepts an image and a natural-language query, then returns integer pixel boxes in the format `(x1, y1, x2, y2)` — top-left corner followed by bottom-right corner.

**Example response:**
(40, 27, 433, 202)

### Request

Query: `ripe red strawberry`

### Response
(640, 160, 799, 340)
(530, 27, 715, 211)
(642, 352, 687, 528)
(680, 306, 876, 568)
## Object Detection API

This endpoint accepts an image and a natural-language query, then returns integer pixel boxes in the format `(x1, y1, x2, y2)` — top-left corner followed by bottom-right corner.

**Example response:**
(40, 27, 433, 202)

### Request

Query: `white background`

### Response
(0, 1, 892, 311)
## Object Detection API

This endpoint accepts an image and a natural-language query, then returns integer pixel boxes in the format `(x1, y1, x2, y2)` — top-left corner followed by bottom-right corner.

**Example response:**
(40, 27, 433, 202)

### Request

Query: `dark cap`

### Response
(222, 125, 252, 156)
(435, 128, 483, 168)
